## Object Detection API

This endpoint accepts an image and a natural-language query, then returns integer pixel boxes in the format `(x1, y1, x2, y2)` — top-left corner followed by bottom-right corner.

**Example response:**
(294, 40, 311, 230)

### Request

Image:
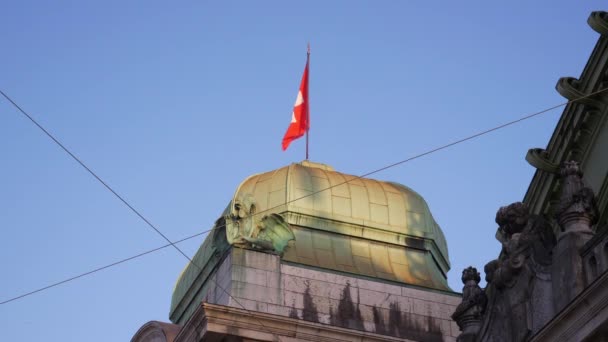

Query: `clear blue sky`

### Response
(0, 1, 603, 340)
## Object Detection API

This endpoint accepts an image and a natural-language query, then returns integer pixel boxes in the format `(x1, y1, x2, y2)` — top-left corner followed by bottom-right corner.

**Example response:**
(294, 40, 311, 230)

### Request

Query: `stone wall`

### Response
(581, 225, 608, 286)
(205, 247, 461, 342)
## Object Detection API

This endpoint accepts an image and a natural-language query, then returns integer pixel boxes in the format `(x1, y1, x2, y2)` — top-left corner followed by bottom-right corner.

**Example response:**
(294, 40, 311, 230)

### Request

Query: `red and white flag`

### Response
(282, 53, 309, 151)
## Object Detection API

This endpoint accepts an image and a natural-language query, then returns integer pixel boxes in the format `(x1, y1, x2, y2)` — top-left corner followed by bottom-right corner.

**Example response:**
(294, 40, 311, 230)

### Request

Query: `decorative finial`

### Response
(556, 160, 598, 228)
(452, 266, 486, 340)
(461, 266, 481, 285)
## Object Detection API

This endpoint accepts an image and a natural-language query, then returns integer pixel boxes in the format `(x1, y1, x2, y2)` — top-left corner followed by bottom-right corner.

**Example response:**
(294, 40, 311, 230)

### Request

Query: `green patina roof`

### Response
(169, 161, 451, 324)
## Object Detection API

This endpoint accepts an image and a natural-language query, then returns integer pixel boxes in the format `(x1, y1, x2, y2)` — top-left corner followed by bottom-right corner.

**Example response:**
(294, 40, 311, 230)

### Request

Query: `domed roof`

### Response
(170, 161, 451, 323)
(234, 160, 449, 260)
(230, 161, 450, 288)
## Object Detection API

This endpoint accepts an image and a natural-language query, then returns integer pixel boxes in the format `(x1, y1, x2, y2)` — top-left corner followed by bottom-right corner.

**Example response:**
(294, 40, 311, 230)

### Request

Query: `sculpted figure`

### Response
(477, 202, 555, 342)
(225, 194, 295, 255)
(452, 267, 487, 342)
(453, 267, 486, 320)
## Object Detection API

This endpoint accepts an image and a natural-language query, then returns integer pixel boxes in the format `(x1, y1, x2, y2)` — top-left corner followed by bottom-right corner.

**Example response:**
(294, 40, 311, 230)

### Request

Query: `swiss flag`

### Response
(282, 56, 309, 151)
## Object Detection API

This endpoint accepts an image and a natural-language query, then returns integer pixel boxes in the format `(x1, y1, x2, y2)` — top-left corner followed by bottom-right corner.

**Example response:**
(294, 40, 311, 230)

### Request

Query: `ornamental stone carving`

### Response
(452, 267, 486, 342)
(459, 161, 601, 341)
(475, 202, 556, 342)
(556, 76, 605, 110)
(552, 161, 598, 312)
(555, 161, 598, 230)
(588, 11, 608, 36)
(225, 194, 295, 255)
(525, 148, 559, 174)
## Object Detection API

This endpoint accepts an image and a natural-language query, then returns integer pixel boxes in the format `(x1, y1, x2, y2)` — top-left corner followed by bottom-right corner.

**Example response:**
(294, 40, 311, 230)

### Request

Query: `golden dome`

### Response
(231, 160, 450, 289)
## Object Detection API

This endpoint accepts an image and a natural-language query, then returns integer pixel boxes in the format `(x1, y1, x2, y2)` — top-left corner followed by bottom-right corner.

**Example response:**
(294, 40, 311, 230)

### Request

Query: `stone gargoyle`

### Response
(225, 194, 295, 255)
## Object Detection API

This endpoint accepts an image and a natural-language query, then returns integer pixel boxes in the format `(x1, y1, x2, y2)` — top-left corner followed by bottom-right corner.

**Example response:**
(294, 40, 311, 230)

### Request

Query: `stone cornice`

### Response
(530, 268, 608, 342)
(176, 302, 408, 342)
(525, 148, 560, 174)
(131, 321, 181, 342)
(169, 248, 230, 324)
(556, 77, 606, 109)
(280, 258, 461, 298)
(524, 11, 608, 217)
(589, 11, 608, 36)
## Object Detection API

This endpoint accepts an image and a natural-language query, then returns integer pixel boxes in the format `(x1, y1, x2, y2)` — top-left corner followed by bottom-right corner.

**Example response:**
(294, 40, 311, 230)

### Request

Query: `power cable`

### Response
(0, 230, 208, 305)
(0, 90, 192, 262)
(207, 86, 608, 229)
(2, 88, 605, 301)
(0, 89, 268, 331)
(2, 87, 606, 338)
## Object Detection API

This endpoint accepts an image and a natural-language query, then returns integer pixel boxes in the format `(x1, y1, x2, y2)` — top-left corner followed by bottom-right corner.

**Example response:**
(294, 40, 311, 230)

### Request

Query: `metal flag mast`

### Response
(306, 43, 310, 160)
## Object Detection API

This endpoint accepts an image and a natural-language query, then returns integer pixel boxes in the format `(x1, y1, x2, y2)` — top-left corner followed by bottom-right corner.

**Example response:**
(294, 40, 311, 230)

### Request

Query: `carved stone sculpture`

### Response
(555, 161, 598, 230)
(225, 194, 295, 255)
(469, 162, 600, 341)
(525, 148, 560, 174)
(452, 267, 486, 342)
(477, 202, 556, 342)
(552, 161, 598, 311)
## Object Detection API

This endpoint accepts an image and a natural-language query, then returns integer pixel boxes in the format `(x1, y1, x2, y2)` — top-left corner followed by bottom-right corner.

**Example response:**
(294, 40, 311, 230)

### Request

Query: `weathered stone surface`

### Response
(476, 202, 556, 342)
(452, 267, 485, 342)
(555, 161, 599, 228)
(530, 266, 608, 342)
(218, 248, 460, 340)
(463, 162, 602, 342)
(581, 224, 608, 285)
(552, 161, 598, 312)
(232, 247, 281, 272)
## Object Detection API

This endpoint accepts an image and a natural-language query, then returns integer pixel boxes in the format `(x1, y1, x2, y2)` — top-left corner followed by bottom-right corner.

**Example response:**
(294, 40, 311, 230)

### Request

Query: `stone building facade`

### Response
(451, 10, 608, 342)
(134, 160, 462, 341)
(132, 10, 608, 342)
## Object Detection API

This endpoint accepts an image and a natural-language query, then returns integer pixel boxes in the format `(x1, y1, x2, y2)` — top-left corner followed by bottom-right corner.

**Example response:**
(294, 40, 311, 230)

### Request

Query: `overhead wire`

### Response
(2, 87, 607, 338)
(0, 89, 274, 332)
(0, 230, 208, 305)
(3, 86, 605, 308)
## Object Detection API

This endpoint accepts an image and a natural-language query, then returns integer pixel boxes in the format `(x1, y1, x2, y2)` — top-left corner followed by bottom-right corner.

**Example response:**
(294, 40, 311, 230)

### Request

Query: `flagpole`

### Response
(306, 43, 310, 160)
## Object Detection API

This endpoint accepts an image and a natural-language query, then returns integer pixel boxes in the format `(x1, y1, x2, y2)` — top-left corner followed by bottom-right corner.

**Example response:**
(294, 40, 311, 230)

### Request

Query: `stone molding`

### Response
(525, 148, 559, 174)
(530, 268, 608, 342)
(556, 76, 606, 109)
(589, 11, 608, 36)
(176, 302, 410, 342)
(131, 321, 182, 342)
(170, 247, 231, 324)
(524, 11, 608, 218)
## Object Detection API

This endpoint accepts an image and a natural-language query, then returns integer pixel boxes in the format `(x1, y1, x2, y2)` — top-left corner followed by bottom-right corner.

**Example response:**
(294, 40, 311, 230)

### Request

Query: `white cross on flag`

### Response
(282, 54, 309, 151)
